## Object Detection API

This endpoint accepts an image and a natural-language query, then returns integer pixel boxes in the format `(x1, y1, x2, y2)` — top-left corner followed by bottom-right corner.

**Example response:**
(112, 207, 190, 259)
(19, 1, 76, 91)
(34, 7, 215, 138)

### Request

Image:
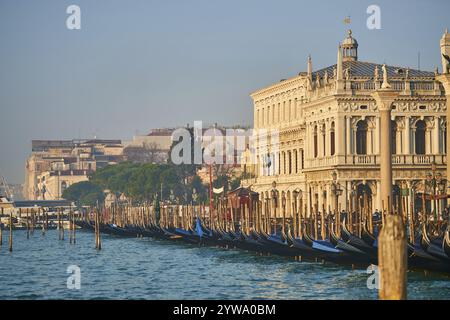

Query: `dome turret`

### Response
(342, 29, 358, 62)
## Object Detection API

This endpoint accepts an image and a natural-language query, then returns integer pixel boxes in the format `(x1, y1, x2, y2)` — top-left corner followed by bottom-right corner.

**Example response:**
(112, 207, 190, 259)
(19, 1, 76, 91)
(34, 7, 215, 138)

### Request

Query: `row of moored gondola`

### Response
(75, 217, 450, 274)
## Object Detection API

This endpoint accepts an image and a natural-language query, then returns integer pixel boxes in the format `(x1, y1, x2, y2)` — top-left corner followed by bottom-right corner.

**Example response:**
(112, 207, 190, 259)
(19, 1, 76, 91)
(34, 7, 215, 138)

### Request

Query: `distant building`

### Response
(195, 124, 250, 185)
(123, 128, 175, 164)
(24, 139, 124, 200)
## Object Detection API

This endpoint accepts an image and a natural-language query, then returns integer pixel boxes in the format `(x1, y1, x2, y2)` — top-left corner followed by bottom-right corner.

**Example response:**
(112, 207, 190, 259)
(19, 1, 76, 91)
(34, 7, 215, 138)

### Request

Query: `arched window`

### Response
(391, 120, 397, 154)
(330, 122, 335, 156)
(256, 109, 259, 127)
(313, 126, 318, 158)
(356, 120, 368, 155)
(261, 108, 265, 126)
(288, 151, 292, 174)
(322, 124, 326, 157)
(278, 153, 281, 174)
(294, 150, 298, 173)
(415, 120, 426, 155)
(441, 122, 447, 154)
(444, 124, 447, 154)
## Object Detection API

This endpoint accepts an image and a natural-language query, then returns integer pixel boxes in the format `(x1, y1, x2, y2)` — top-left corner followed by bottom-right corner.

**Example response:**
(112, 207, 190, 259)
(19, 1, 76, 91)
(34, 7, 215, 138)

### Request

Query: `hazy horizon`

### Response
(1, 0, 449, 184)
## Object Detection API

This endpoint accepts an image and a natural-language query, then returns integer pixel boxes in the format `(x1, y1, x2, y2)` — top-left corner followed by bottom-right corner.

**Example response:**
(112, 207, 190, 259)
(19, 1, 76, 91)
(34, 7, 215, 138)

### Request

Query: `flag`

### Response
(213, 187, 224, 194)
(344, 16, 351, 25)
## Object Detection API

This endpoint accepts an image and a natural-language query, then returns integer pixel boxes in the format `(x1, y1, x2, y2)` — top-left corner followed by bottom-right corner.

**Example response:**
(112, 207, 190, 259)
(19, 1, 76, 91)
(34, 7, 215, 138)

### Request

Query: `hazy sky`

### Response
(1, 0, 449, 184)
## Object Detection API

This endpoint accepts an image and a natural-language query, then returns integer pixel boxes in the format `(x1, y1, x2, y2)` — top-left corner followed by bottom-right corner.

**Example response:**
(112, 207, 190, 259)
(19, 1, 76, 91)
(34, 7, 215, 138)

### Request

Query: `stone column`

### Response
(372, 89, 400, 213)
(346, 180, 351, 211)
(326, 183, 332, 213)
(367, 123, 374, 154)
(325, 120, 330, 157)
(305, 124, 309, 160)
(336, 115, 345, 157)
(395, 123, 401, 155)
(375, 116, 381, 155)
(439, 75, 450, 181)
(376, 181, 382, 211)
(425, 127, 432, 154)
(404, 117, 410, 155)
(318, 184, 323, 216)
(346, 116, 351, 156)
(433, 117, 440, 154)
(436, 74, 450, 182)
(318, 124, 324, 158)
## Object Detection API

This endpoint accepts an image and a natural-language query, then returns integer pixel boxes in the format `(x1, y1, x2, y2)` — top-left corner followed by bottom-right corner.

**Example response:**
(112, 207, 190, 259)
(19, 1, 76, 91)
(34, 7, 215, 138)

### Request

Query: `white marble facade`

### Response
(244, 30, 448, 218)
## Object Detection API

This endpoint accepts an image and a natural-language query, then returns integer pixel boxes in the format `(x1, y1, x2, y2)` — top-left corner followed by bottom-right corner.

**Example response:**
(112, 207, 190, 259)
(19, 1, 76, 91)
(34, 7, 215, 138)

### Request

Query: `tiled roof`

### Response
(312, 60, 434, 80)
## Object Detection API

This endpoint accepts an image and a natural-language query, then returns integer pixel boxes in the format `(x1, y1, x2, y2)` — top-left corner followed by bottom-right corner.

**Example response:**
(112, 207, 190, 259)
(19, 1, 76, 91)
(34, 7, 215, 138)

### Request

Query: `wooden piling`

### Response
(69, 210, 73, 244)
(9, 211, 13, 252)
(73, 210, 76, 244)
(26, 209, 30, 239)
(30, 209, 35, 235)
(378, 214, 407, 300)
(95, 209, 101, 250)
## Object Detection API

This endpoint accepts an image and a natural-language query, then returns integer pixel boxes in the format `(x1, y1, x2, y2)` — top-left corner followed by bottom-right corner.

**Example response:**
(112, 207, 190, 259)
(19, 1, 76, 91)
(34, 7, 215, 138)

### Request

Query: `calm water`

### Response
(0, 229, 449, 300)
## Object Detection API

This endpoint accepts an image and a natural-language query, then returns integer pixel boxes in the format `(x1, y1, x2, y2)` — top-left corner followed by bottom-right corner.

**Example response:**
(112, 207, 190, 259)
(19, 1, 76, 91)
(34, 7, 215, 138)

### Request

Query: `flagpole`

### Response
(209, 163, 213, 224)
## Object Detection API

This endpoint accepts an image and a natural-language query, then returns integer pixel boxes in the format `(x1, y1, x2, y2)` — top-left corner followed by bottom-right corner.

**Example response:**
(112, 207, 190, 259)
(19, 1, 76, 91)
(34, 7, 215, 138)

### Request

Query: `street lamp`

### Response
(331, 171, 343, 235)
(292, 189, 303, 238)
(271, 181, 278, 208)
(192, 188, 198, 205)
(270, 181, 278, 234)
(169, 189, 175, 204)
(426, 161, 444, 222)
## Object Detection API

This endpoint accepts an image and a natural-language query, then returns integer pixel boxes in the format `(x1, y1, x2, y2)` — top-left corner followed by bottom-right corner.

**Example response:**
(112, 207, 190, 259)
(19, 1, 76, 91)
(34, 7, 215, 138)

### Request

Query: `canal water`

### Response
(0, 230, 449, 300)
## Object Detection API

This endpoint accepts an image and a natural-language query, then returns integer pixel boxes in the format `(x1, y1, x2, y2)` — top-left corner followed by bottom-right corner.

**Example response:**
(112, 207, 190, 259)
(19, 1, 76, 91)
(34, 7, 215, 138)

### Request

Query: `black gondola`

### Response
(341, 219, 377, 258)
(443, 228, 450, 258)
(329, 223, 374, 265)
(420, 224, 450, 264)
(286, 228, 320, 261)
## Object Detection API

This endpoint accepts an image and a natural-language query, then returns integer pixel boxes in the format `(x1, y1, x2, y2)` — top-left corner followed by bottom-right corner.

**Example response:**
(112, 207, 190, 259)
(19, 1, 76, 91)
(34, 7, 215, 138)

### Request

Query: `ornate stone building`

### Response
(244, 30, 448, 217)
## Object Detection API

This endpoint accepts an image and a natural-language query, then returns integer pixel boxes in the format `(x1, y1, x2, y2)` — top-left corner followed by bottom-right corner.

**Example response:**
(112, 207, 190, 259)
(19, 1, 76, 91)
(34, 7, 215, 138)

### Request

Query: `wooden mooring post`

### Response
(72, 210, 76, 244)
(95, 209, 101, 250)
(26, 209, 30, 239)
(378, 214, 407, 300)
(9, 211, 13, 252)
(0, 216, 2, 247)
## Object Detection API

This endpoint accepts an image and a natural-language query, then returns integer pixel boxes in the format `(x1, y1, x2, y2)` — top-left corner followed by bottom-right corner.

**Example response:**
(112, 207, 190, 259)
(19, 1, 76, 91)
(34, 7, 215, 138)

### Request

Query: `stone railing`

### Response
(348, 80, 439, 95)
(305, 154, 445, 168)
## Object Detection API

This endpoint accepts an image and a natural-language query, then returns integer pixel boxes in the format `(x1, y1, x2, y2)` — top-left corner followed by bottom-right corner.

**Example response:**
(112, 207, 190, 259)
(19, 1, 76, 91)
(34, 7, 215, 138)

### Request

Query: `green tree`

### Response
(62, 181, 105, 207)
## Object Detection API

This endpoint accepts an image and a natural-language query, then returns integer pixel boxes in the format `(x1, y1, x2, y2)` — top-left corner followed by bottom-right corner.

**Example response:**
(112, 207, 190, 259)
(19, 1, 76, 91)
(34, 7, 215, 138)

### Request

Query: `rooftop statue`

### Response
(442, 54, 450, 74)
(381, 64, 391, 89)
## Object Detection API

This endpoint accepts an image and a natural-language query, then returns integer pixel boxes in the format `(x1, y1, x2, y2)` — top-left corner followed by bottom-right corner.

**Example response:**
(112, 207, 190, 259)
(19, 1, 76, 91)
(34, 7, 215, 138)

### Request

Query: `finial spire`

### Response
(307, 55, 312, 78)
(337, 44, 343, 81)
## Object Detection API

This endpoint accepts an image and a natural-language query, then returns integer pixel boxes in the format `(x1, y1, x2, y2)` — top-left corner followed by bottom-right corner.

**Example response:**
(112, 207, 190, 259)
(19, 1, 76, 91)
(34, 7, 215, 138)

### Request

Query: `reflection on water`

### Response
(0, 230, 448, 300)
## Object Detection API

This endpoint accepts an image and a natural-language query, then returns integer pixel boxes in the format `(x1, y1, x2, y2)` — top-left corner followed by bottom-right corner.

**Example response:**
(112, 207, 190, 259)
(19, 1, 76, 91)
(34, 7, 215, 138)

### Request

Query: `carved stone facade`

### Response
(243, 30, 447, 218)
